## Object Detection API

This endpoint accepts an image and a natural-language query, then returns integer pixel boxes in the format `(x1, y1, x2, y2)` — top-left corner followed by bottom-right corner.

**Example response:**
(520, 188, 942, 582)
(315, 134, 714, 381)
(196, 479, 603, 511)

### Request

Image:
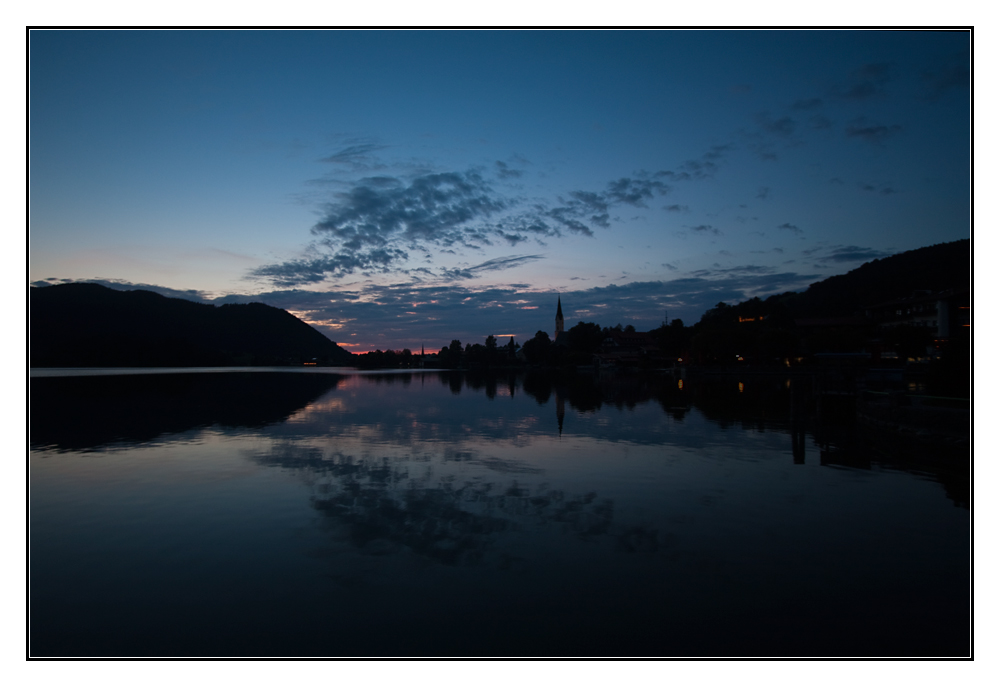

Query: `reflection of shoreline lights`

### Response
(678, 379, 683, 390)
(738, 382, 744, 393)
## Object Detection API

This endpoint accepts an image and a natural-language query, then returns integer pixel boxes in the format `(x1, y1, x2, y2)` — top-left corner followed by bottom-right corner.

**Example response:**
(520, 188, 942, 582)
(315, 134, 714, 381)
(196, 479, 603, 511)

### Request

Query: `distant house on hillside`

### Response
(864, 288, 969, 339)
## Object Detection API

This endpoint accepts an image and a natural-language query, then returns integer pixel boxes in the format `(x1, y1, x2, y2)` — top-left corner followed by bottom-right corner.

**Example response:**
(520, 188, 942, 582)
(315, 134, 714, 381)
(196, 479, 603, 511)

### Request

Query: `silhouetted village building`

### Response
(865, 288, 969, 340)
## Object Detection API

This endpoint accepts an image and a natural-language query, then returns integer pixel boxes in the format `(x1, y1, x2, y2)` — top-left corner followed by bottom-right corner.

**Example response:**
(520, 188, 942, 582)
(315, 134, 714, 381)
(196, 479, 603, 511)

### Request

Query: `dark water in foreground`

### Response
(29, 369, 969, 657)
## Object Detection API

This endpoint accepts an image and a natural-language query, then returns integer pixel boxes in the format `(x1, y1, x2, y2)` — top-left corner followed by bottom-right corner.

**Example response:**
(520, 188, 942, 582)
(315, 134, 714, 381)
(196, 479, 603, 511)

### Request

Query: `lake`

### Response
(29, 368, 969, 657)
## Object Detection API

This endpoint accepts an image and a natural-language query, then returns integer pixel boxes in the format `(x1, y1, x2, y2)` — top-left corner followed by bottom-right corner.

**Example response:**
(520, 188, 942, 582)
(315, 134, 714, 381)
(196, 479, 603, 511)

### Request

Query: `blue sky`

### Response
(29, 29, 970, 352)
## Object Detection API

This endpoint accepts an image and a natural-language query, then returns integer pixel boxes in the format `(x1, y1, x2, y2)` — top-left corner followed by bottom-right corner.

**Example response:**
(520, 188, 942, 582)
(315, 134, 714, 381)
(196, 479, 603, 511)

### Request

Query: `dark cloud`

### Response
(756, 187, 770, 200)
(314, 141, 394, 175)
(689, 265, 776, 277)
(313, 171, 507, 249)
(250, 247, 412, 287)
(836, 62, 895, 100)
(495, 231, 529, 246)
(605, 177, 670, 206)
(807, 245, 892, 264)
(858, 182, 898, 195)
(544, 173, 676, 236)
(756, 113, 796, 136)
(777, 222, 803, 234)
(495, 161, 524, 179)
(567, 190, 610, 215)
(545, 204, 596, 237)
(845, 117, 902, 145)
(920, 58, 969, 101)
(664, 204, 688, 213)
(656, 144, 731, 182)
(492, 213, 564, 242)
(321, 142, 388, 165)
(688, 224, 720, 235)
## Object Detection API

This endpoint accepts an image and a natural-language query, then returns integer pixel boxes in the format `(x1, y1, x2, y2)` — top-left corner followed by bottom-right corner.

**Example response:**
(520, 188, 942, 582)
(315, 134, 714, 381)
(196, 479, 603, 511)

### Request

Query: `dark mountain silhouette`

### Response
(784, 238, 970, 318)
(30, 282, 354, 367)
(692, 239, 969, 327)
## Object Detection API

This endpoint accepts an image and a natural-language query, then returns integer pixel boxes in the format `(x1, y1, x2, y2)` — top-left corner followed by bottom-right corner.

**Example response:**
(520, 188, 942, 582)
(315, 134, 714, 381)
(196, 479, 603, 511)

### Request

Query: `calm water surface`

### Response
(29, 369, 969, 657)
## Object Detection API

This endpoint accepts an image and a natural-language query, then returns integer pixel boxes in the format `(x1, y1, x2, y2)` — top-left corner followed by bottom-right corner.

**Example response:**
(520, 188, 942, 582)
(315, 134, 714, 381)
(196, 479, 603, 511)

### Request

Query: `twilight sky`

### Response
(29, 29, 970, 352)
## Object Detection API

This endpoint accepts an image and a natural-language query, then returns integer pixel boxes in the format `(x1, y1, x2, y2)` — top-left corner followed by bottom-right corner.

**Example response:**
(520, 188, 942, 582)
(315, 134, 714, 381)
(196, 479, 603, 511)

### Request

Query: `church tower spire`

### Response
(555, 296, 564, 341)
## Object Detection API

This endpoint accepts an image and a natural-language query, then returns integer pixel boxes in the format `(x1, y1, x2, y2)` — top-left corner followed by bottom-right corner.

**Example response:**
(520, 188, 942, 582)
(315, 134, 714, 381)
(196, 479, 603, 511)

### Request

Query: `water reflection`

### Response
(246, 442, 617, 567)
(30, 372, 343, 451)
(30, 369, 968, 508)
(29, 368, 970, 657)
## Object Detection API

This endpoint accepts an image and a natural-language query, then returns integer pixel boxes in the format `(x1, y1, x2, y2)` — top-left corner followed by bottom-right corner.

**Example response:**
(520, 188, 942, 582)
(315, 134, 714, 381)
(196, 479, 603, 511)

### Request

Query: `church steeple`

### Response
(555, 296, 565, 340)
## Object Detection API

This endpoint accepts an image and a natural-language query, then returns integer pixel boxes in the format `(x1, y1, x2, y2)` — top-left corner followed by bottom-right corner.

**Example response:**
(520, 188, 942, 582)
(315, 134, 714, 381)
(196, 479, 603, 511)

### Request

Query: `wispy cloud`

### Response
(688, 224, 720, 235)
(756, 113, 796, 137)
(919, 54, 969, 101)
(777, 222, 803, 234)
(318, 140, 391, 173)
(495, 161, 524, 179)
(836, 62, 895, 100)
(805, 245, 892, 265)
(858, 182, 898, 195)
(321, 142, 387, 164)
(845, 117, 903, 145)
(440, 254, 545, 280)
